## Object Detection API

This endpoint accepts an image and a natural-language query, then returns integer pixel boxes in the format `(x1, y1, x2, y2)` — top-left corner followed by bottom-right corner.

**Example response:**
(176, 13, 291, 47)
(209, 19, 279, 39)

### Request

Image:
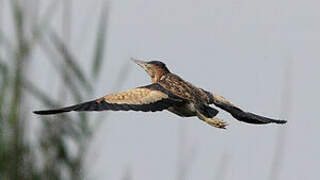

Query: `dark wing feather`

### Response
(211, 93, 287, 124)
(34, 83, 184, 115)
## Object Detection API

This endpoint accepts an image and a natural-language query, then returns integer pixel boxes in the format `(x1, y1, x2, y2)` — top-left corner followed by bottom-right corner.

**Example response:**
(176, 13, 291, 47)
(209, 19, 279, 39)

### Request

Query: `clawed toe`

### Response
(205, 117, 228, 129)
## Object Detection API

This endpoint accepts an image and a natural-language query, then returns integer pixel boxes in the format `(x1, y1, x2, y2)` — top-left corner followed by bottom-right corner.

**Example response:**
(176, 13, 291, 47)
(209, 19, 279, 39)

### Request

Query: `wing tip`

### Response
(33, 110, 53, 115)
(234, 112, 287, 125)
(33, 110, 61, 115)
(33, 111, 41, 115)
(272, 119, 287, 124)
(33, 108, 72, 115)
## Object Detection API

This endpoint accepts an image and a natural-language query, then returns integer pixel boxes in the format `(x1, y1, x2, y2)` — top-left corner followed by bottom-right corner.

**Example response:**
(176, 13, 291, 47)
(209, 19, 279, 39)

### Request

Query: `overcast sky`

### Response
(3, 0, 320, 179)
(87, 1, 320, 179)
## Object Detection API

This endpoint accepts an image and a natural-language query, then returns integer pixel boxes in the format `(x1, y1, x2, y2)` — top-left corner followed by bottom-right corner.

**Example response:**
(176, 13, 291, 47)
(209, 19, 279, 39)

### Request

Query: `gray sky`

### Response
(4, 0, 319, 179)
(86, 0, 320, 179)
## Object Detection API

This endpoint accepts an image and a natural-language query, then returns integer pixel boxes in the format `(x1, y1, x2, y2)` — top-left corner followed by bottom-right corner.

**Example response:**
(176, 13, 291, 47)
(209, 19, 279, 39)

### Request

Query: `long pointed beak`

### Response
(131, 57, 147, 67)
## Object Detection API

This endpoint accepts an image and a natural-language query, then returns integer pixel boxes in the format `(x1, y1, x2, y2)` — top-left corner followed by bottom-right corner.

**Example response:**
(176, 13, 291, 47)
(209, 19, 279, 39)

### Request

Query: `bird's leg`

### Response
(196, 111, 228, 129)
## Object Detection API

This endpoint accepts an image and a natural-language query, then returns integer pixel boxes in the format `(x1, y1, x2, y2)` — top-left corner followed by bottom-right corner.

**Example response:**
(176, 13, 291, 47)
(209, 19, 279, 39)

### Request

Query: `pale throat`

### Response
(150, 70, 165, 83)
(151, 73, 162, 83)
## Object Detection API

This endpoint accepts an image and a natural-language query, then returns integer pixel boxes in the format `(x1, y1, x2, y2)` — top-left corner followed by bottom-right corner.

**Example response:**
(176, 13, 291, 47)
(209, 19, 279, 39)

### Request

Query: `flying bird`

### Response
(34, 59, 286, 129)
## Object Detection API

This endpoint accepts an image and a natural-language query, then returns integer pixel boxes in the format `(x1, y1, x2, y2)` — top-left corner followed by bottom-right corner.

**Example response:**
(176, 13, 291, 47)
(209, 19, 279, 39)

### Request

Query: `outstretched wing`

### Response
(209, 93, 286, 124)
(34, 84, 184, 115)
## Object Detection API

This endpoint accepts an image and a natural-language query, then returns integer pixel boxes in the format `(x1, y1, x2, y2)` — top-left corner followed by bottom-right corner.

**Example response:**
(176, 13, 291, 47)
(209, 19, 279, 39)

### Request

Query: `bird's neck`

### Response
(151, 69, 170, 83)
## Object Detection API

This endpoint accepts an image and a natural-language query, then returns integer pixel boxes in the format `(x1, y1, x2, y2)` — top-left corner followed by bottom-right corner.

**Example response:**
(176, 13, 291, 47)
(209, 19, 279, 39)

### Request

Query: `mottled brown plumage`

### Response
(34, 58, 286, 129)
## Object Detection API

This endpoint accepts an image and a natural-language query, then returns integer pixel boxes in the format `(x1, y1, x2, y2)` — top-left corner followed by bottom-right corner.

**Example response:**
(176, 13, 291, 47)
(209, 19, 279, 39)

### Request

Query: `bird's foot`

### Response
(205, 117, 228, 129)
(196, 110, 228, 129)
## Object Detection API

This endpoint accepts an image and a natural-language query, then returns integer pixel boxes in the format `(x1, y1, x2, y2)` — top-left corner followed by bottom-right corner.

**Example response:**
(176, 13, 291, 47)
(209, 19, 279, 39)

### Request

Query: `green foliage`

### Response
(0, 61, 8, 115)
(0, 0, 112, 179)
(50, 31, 93, 93)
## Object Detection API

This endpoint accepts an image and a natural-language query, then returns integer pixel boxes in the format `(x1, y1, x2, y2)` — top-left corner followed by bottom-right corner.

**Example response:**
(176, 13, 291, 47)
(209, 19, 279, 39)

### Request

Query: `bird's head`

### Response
(132, 58, 170, 83)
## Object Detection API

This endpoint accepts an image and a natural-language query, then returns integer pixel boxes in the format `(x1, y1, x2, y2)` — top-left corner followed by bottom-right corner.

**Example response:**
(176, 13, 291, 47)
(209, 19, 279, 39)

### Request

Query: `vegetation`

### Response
(0, 0, 110, 179)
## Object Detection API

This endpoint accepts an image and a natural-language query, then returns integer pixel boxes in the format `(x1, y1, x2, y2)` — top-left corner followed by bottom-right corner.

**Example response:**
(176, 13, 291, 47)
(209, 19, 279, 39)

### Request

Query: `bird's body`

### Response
(158, 73, 206, 115)
(34, 59, 286, 128)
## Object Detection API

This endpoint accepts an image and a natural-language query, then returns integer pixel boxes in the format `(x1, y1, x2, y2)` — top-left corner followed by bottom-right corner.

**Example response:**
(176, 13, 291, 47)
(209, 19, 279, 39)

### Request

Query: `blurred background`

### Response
(0, 0, 319, 180)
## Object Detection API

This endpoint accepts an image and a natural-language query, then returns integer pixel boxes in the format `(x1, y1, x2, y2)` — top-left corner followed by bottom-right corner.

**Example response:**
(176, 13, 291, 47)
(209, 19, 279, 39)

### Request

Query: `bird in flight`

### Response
(34, 58, 286, 129)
